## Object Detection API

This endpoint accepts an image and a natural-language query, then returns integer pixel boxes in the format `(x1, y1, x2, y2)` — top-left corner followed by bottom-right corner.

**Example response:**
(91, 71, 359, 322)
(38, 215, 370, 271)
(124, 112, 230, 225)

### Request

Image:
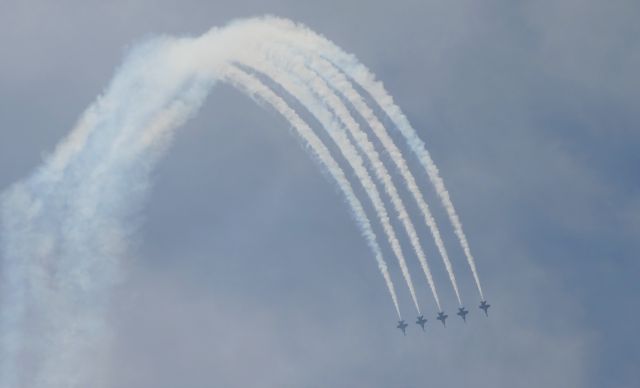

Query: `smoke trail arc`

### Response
(219, 64, 402, 317)
(0, 17, 485, 387)
(265, 17, 485, 300)
(247, 47, 442, 311)
(231, 57, 423, 313)
(284, 46, 464, 307)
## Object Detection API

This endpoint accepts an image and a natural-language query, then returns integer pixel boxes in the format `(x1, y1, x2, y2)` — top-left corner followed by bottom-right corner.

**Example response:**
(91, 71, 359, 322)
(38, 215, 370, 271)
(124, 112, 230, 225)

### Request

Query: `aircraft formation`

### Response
(397, 300, 490, 334)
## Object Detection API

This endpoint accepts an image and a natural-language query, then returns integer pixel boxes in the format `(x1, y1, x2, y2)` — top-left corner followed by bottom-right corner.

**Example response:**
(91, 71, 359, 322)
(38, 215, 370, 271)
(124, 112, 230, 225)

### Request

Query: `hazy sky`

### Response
(1, 1, 639, 387)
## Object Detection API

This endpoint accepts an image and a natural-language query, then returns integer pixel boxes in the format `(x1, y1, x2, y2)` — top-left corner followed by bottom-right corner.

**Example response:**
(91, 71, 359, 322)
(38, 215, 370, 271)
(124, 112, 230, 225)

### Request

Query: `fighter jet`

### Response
(457, 307, 469, 322)
(416, 315, 427, 331)
(397, 320, 408, 335)
(436, 311, 448, 327)
(479, 300, 491, 316)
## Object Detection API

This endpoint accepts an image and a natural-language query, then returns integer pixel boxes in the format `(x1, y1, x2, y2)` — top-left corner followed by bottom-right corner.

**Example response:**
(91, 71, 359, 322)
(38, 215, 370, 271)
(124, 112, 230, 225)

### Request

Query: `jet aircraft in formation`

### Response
(479, 300, 490, 316)
(457, 307, 469, 322)
(397, 320, 408, 335)
(436, 311, 448, 327)
(396, 301, 491, 334)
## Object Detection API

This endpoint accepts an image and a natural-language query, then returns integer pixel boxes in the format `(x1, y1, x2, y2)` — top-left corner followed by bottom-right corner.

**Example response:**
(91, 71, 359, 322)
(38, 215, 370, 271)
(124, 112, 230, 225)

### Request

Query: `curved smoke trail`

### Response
(232, 54, 422, 313)
(0, 16, 482, 387)
(267, 17, 485, 300)
(1, 38, 217, 387)
(251, 46, 441, 311)
(0, 20, 406, 387)
(285, 47, 463, 307)
(219, 64, 402, 317)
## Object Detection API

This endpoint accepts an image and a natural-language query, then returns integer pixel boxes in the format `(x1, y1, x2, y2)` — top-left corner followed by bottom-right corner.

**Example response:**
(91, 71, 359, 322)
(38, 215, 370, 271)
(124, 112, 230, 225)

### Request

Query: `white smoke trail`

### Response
(217, 65, 401, 318)
(0, 37, 215, 388)
(254, 46, 443, 311)
(1, 19, 412, 387)
(196, 28, 420, 315)
(283, 47, 463, 307)
(1, 15, 486, 386)
(232, 54, 423, 314)
(265, 17, 485, 300)
(197, 23, 404, 318)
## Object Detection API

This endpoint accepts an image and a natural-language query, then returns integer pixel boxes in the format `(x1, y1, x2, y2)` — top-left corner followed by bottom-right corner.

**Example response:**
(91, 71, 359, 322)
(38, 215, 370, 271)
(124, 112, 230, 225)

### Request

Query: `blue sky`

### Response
(1, 1, 639, 387)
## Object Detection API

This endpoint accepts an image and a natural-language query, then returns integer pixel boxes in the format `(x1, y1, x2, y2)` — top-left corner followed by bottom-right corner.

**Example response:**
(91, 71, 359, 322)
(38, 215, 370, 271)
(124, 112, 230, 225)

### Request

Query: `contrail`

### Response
(0, 16, 482, 386)
(283, 45, 463, 307)
(1, 20, 413, 386)
(266, 17, 485, 300)
(198, 25, 404, 317)
(217, 64, 402, 318)
(232, 55, 423, 314)
(1, 37, 214, 387)
(255, 46, 442, 311)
